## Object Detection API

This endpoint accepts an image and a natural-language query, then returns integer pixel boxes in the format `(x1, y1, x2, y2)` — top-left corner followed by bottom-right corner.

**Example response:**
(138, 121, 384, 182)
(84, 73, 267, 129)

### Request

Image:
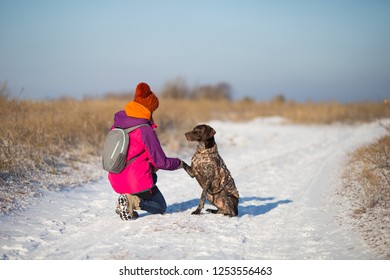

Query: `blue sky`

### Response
(0, 0, 389, 101)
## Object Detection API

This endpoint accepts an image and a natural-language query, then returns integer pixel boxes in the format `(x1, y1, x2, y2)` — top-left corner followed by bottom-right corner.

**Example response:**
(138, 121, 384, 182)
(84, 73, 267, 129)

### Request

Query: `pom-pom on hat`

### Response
(134, 82, 159, 113)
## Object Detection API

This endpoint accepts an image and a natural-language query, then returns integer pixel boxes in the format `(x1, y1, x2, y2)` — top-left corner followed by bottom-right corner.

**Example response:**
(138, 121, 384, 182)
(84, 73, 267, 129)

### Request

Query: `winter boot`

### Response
(126, 194, 141, 211)
(117, 194, 139, 220)
(116, 194, 141, 213)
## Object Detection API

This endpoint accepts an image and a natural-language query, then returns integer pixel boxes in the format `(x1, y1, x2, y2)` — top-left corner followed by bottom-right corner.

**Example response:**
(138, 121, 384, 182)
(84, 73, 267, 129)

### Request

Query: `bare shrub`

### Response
(160, 78, 191, 99)
(160, 78, 232, 101)
(271, 94, 286, 104)
(0, 81, 9, 99)
(191, 82, 232, 100)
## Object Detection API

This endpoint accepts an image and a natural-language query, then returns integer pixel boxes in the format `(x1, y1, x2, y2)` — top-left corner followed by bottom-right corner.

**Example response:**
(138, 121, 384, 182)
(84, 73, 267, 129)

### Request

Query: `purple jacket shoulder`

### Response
(112, 110, 151, 128)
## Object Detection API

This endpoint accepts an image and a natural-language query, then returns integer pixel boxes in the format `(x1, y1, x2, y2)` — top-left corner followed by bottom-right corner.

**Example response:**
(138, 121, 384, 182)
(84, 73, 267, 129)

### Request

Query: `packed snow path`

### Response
(1, 118, 388, 260)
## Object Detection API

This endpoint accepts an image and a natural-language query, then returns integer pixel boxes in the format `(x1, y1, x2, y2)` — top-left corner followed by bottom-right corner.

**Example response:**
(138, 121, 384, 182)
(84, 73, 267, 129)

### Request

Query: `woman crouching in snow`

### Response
(108, 82, 183, 220)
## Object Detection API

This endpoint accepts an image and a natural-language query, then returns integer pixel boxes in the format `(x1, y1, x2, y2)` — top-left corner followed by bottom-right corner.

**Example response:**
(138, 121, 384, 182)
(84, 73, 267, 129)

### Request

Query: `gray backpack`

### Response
(102, 124, 148, 173)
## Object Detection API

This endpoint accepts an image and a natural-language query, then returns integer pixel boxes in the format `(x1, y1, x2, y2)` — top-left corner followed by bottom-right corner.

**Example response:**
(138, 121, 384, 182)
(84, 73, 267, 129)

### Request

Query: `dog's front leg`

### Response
(192, 181, 211, 215)
(182, 161, 196, 178)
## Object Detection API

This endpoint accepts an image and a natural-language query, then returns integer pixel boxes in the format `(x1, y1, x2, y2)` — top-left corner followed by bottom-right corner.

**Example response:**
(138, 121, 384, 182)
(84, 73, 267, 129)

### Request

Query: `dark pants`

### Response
(136, 185, 167, 214)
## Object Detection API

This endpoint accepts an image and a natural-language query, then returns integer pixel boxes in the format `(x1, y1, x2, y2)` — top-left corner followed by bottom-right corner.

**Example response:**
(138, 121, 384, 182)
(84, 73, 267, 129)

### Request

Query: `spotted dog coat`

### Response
(182, 124, 239, 216)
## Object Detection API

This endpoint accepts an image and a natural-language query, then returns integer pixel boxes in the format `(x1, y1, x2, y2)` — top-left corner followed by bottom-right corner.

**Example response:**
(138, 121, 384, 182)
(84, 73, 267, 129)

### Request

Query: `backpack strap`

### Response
(122, 123, 149, 167)
(123, 123, 149, 133)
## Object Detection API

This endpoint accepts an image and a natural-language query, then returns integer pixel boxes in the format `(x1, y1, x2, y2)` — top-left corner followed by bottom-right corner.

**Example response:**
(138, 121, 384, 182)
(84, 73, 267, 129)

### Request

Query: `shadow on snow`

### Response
(166, 196, 292, 217)
(238, 197, 293, 217)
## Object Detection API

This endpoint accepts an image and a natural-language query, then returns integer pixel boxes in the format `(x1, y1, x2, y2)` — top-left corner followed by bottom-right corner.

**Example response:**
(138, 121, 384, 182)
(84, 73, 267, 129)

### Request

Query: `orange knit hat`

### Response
(133, 82, 159, 113)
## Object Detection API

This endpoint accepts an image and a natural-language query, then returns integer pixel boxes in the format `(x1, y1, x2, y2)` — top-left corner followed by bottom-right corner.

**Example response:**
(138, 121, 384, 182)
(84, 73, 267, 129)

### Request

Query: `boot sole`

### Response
(118, 194, 136, 220)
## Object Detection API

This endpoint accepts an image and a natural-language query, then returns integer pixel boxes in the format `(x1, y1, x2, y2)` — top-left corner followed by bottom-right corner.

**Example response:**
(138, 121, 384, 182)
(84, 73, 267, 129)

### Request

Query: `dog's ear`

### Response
(204, 125, 216, 139)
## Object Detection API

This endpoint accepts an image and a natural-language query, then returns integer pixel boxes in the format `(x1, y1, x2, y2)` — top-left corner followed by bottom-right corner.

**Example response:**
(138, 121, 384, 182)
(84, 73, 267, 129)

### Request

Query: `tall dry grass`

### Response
(0, 97, 115, 180)
(343, 133, 390, 210)
(341, 126, 390, 258)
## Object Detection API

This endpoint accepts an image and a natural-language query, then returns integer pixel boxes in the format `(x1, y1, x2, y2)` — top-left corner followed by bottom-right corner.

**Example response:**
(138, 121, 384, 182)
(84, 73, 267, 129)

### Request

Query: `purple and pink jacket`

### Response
(107, 110, 181, 194)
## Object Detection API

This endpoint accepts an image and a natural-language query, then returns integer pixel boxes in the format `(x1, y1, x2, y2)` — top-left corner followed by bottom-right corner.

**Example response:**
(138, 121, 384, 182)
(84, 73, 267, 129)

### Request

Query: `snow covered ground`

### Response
(0, 117, 388, 260)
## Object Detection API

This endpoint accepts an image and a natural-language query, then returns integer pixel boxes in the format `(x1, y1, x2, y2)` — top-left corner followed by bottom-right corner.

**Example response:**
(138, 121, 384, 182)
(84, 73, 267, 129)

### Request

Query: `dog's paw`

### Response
(182, 162, 196, 178)
(181, 161, 189, 170)
(206, 208, 218, 214)
(191, 209, 201, 215)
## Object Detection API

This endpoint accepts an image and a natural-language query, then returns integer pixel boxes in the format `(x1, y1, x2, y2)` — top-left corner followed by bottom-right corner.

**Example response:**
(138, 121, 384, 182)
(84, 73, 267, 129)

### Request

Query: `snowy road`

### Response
(0, 118, 388, 260)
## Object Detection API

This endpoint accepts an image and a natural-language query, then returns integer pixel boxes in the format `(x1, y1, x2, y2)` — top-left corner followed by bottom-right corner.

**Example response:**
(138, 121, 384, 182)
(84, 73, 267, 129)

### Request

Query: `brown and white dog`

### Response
(182, 124, 239, 216)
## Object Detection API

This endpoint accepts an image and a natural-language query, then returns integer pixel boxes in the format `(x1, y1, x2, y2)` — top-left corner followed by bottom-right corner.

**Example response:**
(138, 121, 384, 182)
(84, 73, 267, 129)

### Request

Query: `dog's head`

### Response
(185, 124, 216, 142)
